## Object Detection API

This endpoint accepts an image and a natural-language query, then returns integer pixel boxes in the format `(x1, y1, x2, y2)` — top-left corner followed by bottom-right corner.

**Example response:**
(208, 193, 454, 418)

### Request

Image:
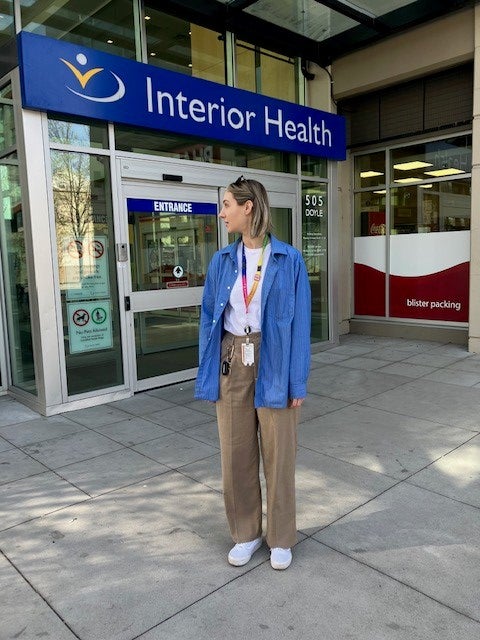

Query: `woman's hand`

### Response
(289, 398, 304, 408)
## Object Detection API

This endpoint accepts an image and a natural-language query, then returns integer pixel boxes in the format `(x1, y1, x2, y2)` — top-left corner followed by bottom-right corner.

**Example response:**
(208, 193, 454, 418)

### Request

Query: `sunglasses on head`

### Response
(234, 174, 247, 186)
(233, 175, 255, 200)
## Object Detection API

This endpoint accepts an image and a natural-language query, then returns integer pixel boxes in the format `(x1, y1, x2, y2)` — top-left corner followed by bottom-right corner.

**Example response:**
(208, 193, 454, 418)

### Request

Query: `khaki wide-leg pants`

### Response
(216, 332, 299, 549)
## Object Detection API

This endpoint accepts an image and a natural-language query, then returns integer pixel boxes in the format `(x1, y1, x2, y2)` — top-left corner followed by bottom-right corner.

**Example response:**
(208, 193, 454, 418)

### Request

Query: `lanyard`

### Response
(241, 235, 269, 314)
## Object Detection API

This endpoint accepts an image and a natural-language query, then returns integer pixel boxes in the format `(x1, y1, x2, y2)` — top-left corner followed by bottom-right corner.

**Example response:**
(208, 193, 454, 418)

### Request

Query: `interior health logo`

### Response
(60, 53, 125, 103)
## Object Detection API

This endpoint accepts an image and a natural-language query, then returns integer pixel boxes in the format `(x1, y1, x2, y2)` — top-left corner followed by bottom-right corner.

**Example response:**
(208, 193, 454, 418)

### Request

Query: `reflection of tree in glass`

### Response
(48, 119, 91, 147)
(51, 143, 92, 241)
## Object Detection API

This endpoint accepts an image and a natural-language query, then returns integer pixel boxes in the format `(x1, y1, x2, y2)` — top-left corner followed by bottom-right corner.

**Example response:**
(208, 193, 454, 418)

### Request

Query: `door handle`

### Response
(125, 296, 131, 311)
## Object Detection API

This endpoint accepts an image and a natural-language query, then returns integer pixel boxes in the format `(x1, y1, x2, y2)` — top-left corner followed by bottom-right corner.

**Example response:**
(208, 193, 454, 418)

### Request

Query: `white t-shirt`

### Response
(223, 242, 271, 336)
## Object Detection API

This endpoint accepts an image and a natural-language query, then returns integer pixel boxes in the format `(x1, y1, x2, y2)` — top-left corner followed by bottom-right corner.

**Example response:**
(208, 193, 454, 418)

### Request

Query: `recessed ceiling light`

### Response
(188, 63, 193, 68)
(150, 52, 156, 56)
(394, 178, 423, 184)
(107, 39, 113, 44)
(424, 168, 465, 177)
(145, 15, 151, 20)
(419, 184, 433, 189)
(373, 190, 386, 194)
(393, 161, 433, 170)
(360, 170, 384, 178)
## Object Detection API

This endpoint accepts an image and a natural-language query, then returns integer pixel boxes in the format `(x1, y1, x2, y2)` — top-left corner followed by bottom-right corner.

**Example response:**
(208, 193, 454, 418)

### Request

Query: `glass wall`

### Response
(0, 82, 36, 393)
(48, 114, 109, 150)
(19, 3, 303, 102)
(0, 1, 14, 48)
(50, 147, 123, 395)
(0, 163, 36, 392)
(236, 40, 298, 103)
(144, 5, 225, 83)
(354, 134, 472, 322)
(21, 0, 136, 59)
(115, 125, 296, 173)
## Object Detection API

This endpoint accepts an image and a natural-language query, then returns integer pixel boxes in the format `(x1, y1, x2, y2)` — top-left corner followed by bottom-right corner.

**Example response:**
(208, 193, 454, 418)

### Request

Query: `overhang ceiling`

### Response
(156, 0, 480, 66)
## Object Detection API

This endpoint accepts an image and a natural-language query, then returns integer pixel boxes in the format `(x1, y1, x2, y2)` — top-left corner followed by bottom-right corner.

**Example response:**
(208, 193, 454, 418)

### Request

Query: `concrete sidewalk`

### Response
(1, 334, 480, 640)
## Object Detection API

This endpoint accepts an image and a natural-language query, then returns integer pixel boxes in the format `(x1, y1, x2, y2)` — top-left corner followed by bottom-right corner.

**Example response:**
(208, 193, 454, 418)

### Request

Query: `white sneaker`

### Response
(228, 538, 262, 566)
(270, 547, 292, 570)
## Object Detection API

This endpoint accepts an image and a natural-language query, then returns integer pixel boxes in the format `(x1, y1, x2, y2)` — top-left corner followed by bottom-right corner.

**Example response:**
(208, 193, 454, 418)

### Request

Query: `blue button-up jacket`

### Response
(194, 234, 311, 408)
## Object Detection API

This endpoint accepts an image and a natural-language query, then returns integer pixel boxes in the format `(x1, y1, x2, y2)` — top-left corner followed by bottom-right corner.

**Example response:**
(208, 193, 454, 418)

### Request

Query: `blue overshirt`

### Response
(194, 234, 311, 408)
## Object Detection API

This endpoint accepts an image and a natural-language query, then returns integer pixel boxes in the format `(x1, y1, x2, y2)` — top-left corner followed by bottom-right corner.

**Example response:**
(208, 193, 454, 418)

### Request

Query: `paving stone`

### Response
(57, 448, 171, 497)
(0, 471, 87, 531)
(92, 416, 173, 446)
(133, 432, 218, 469)
(0, 448, 47, 485)
(299, 404, 473, 478)
(0, 472, 269, 640)
(0, 554, 77, 639)
(314, 483, 480, 621)
(146, 405, 213, 431)
(295, 446, 396, 535)
(63, 404, 132, 428)
(0, 398, 40, 428)
(361, 379, 480, 431)
(0, 415, 87, 447)
(108, 395, 176, 415)
(408, 435, 480, 508)
(20, 430, 123, 469)
(137, 539, 480, 640)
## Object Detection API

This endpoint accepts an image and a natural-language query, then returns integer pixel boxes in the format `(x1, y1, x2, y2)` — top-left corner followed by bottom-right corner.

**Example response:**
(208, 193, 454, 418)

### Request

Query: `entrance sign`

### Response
(127, 199, 217, 215)
(67, 300, 113, 353)
(18, 31, 346, 160)
(62, 235, 110, 300)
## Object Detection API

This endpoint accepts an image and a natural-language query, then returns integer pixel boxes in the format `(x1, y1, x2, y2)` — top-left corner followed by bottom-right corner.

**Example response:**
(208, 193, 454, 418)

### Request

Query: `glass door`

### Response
(123, 183, 219, 390)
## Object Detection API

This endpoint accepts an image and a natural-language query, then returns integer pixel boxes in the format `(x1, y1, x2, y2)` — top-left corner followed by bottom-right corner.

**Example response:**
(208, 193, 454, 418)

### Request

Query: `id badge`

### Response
(241, 342, 255, 366)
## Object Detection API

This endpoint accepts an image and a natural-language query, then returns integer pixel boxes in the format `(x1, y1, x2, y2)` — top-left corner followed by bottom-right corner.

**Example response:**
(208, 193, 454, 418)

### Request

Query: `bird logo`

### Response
(60, 53, 125, 103)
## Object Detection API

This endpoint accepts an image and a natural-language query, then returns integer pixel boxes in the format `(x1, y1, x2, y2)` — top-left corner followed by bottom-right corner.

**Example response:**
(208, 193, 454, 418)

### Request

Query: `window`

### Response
(21, 0, 136, 59)
(353, 134, 472, 322)
(144, 6, 225, 83)
(235, 40, 297, 103)
(114, 124, 295, 173)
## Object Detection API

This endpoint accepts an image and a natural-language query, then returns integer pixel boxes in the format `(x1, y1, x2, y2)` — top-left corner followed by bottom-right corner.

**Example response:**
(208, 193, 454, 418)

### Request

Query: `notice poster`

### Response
(62, 236, 110, 301)
(67, 300, 113, 354)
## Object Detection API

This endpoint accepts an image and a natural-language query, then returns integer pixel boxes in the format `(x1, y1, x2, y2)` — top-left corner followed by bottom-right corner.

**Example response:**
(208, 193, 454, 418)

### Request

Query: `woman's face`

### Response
(219, 189, 252, 235)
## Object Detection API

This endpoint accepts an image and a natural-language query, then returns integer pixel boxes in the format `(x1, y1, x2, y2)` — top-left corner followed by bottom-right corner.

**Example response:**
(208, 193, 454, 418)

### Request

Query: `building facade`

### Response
(0, 1, 478, 415)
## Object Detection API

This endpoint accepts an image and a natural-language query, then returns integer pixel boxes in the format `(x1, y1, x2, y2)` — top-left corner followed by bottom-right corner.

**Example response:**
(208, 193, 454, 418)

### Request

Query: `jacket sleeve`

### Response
(198, 253, 219, 365)
(288, 253, 311, 399)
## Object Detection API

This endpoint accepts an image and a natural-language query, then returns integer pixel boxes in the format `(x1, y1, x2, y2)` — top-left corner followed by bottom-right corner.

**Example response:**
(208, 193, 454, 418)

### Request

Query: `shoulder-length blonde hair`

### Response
(226, 176, 273, 238)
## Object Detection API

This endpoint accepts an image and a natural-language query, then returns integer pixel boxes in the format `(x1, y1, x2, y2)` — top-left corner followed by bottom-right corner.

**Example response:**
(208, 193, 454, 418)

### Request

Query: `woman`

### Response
(195, 176, 311, 570)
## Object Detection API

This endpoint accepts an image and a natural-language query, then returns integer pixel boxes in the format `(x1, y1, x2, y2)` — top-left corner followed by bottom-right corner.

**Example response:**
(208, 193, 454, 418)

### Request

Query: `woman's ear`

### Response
(244, 199, 253, 216)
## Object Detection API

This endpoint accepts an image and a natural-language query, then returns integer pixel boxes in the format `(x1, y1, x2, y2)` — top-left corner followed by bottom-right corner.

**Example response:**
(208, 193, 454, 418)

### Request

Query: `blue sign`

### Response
(127, 198, 217, 215)
(18, 32, 346, 160)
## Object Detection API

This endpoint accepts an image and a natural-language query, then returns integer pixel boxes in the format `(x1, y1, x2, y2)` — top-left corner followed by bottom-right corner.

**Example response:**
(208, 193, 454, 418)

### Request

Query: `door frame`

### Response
(0, 251, 9, 394)
(116, 156, 299, 392)
(121, 180, 220, 391)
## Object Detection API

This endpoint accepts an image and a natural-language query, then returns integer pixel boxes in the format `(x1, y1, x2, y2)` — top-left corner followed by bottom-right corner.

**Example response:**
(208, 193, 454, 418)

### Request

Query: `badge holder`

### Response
(241, 325, 254, 366)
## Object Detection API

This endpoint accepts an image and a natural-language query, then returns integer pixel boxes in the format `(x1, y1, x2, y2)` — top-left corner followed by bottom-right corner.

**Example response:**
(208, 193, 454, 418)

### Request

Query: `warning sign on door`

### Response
(67, 300, 113, 354)
(62, 236, 110, 301)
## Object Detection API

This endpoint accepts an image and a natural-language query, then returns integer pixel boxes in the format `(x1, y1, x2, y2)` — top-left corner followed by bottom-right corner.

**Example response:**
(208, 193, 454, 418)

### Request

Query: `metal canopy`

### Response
(155, 0, 479, 66)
